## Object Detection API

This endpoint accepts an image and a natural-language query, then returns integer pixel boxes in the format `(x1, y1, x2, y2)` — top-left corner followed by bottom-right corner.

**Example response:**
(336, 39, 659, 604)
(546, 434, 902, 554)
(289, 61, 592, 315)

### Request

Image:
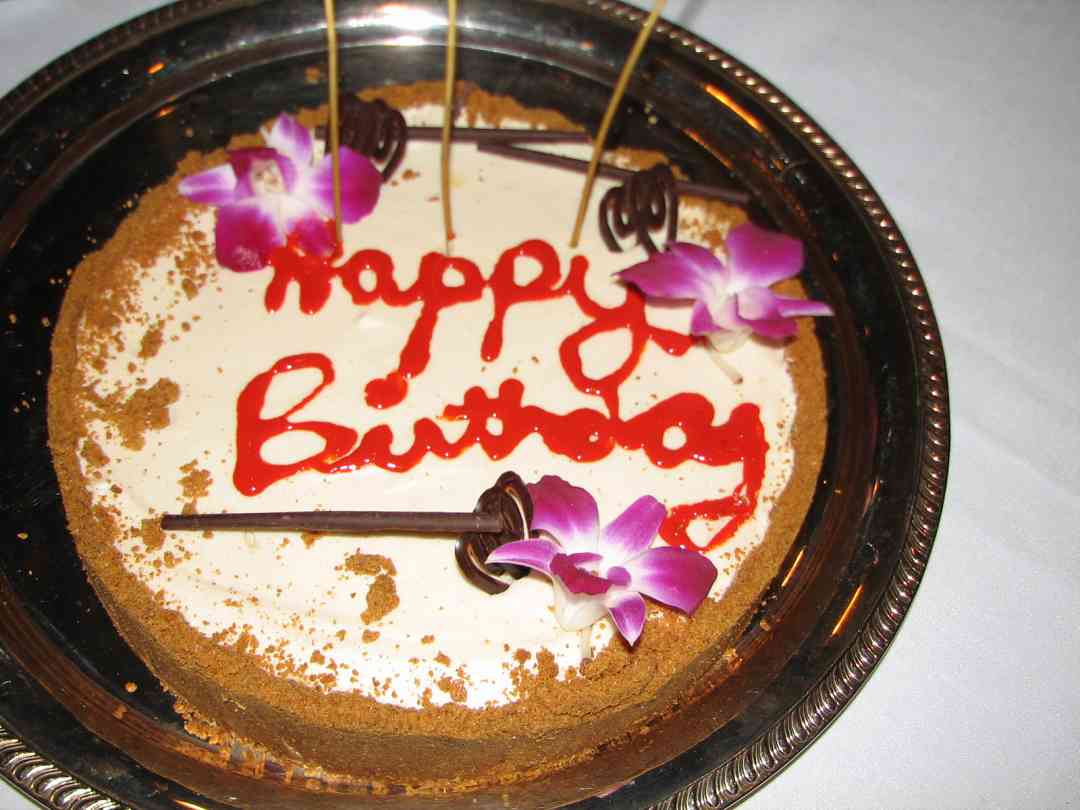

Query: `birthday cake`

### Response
(48, 84, 829, 790)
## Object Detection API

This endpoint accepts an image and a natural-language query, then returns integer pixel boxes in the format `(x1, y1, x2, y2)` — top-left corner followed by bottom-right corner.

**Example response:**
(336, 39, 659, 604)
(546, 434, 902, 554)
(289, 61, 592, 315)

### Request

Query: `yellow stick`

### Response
(324, 0, 342, 242)
(569, 0, 666, 247)
(442, 0, 459, 251)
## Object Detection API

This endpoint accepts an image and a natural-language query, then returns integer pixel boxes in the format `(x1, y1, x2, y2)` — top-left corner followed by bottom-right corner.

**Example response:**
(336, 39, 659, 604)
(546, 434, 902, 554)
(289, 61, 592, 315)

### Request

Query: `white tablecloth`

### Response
(1, 1, 1077, 808)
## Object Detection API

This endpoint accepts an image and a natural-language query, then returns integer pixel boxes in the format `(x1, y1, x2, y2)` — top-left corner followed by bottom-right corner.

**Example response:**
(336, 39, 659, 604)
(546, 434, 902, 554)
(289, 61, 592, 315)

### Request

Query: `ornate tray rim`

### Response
(0, 1, 949, 808)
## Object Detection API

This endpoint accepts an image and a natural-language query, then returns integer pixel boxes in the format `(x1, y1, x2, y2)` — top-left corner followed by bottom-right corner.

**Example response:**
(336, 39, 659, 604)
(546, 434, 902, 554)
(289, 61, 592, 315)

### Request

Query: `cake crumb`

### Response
(535, 649, 558, 680)
(92, 378, 180, 451)
(437, 676, 468, 703)
(343, 551, 396, 577)
(139, 321, 164, 358)
(361, 574, 399, 624)
(232, 628, 258, 655)
(140, 518, 165, 551)
(362, 629, 380, 643)
(179, 459, 212, 512)
(124, 681, 138, 693)
(80, 438, 109, 467)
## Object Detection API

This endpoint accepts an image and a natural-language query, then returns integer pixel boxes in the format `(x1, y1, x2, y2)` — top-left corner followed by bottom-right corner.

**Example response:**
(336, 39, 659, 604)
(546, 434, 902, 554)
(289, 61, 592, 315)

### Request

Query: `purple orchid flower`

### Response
(486, 476, 717, 646)
(617, 222, 832, 353)
(179, 114, 382, 272)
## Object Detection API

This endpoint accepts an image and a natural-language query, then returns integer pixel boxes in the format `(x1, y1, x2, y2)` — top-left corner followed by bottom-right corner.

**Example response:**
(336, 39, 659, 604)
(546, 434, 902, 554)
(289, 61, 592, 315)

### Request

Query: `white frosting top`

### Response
(73, 110, 797, 710)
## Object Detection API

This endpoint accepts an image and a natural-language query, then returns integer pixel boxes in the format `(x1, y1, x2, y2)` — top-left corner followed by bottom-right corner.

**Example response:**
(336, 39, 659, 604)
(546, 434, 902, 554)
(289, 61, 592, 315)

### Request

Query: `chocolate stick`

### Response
(409, 127, 591, 144)
(477, 141, 750, 205)
(327, 120, 745, 202)
(160, 474, 532, 593)
(161, 510, 506, 535)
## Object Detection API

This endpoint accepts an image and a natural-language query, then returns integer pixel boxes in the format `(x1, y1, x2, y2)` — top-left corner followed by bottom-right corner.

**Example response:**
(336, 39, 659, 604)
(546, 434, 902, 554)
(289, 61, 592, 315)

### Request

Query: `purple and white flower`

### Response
(617, 222, 833, 356)
(487, 475, 717, 646)
(179, 114, 382, 272)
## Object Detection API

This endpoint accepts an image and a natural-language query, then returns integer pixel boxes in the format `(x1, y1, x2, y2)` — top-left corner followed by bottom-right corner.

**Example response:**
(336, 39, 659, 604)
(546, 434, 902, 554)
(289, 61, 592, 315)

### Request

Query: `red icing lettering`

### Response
(234, 353, 358, 495)
(233, 239, 770, 550)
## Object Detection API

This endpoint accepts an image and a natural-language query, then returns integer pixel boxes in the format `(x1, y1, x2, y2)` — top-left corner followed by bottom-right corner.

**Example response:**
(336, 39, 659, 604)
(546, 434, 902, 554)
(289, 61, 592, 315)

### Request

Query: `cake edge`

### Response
(45, 82, 827, 791)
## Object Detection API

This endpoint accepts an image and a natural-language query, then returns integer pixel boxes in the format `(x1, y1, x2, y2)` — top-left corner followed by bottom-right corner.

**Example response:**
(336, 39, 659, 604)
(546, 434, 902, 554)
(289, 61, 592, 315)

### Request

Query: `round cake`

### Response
(48, 84, 828, 791)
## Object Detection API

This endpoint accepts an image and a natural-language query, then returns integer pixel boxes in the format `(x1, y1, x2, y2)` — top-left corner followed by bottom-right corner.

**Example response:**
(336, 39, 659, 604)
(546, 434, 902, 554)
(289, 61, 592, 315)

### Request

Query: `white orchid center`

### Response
(704, 275, 735, 328)
(251, 160, 287, 196)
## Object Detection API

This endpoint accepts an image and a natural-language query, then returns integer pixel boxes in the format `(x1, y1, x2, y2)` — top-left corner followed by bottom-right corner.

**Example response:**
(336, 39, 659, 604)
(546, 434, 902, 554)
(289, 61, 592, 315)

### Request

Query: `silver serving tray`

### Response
(0, 1, 948, 807)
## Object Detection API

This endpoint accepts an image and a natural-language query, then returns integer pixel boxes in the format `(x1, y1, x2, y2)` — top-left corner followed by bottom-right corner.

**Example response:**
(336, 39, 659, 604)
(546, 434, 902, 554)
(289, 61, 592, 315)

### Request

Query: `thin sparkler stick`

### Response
(324, 0, 343, 241)
(441, 0, 459, 251)
(569, 0, 667, 247)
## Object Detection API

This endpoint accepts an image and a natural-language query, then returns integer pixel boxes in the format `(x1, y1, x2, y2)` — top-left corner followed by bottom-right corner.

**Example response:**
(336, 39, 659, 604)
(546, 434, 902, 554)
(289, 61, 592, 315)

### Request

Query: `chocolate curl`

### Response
(598, 164, 678, 254)
(456, 472, 533, 594)
(338, 98, 409, 180)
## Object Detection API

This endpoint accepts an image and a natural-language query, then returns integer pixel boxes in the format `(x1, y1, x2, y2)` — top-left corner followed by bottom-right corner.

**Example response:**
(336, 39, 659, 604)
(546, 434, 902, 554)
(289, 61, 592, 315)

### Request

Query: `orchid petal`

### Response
(269, 152, 300, 194)
(725, 222, 803, 287)
(599, 495, 665, 563)
(735, 285, 785, 321)
(551, 581, 608, 631)
(623, 546, 717, 614)
(736, 288, 799, 339)
(486, 538, 559, 574)
(690, 300, 722, 335)
(214, 201, 284, 272)
(605, 566, 631, 587)
(618, 242, 720, 300)
(734, 290, 798, 340)
(527, 475, 599, 554)
(565, 552, 603, 565)
(697, 293, 746, 336)
(749, 317, 798, 340)
(310, 148, 382, 222)
(289, 210, 336, 257)
(776, 295, 834, 318)
(605, 591, 646, 646)
(551, 554, 612, 595)
(264, 114, 313, 169)
(179, 164, 240, 205)
(226, 148, 279, 198)
(666, 242, 729, 281)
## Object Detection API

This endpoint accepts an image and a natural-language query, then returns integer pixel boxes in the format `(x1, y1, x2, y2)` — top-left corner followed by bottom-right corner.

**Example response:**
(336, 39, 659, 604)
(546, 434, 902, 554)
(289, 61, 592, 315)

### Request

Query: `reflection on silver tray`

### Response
(0, 0, 947, 808)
